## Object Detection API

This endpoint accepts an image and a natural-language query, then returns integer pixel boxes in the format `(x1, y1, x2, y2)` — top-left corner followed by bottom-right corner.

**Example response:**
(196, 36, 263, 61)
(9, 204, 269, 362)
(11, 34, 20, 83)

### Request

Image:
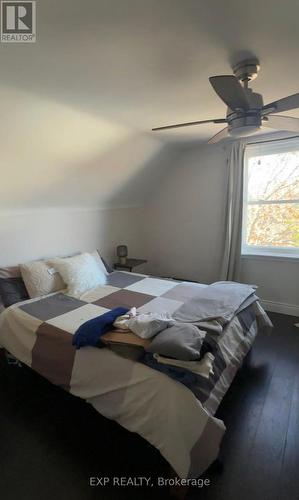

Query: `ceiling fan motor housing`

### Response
(233, 58, 260, 82)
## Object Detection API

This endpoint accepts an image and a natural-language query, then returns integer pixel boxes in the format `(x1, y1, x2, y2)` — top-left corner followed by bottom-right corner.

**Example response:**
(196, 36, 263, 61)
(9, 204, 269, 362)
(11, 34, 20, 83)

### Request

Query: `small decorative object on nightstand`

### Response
(116, 245, 128, 265)
(114, 258, 147, 272)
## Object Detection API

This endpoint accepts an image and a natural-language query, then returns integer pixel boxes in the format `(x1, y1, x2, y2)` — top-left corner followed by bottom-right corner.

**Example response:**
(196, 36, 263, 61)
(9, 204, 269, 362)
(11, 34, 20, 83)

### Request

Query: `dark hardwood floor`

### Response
(0, 312, 299, 500)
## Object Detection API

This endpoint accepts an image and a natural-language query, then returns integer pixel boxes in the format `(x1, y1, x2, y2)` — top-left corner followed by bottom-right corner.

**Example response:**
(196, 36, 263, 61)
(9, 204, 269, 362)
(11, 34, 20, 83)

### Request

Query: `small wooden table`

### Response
(113, 258, 147, 272)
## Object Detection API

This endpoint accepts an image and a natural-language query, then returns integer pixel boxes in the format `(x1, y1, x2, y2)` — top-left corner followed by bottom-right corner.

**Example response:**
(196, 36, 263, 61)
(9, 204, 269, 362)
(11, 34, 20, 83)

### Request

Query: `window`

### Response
(242, 138, 299, 258)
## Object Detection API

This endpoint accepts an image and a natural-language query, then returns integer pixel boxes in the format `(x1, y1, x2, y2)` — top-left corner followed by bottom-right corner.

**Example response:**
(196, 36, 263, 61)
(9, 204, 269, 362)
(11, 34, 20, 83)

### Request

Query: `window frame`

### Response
(241, 137, 299, 258)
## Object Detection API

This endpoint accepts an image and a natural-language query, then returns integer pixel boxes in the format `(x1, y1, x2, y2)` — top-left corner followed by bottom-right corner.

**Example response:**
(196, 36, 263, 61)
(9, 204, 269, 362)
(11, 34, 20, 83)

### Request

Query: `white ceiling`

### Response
(1, 0, 299, 209)
(2, 0, 299, 141)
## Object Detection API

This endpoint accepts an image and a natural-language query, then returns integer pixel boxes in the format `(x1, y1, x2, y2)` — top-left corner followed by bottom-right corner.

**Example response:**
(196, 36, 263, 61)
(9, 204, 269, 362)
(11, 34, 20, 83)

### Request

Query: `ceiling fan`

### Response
(152, 58, 299, 143)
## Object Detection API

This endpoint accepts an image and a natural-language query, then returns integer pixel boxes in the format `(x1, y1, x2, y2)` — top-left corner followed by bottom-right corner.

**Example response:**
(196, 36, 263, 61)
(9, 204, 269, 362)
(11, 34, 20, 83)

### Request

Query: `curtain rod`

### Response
(247, 134, 299, 146)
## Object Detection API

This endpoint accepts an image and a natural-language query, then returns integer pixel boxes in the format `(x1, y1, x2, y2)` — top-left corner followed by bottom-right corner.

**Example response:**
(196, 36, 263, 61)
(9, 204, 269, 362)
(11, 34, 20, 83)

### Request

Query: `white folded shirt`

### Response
(113, 309, 174, 339)
(153, 352, 215, 378)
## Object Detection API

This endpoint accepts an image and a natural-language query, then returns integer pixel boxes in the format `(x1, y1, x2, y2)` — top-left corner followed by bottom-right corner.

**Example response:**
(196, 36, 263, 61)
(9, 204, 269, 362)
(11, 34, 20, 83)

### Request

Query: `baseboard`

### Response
(261, 299, 299, 317)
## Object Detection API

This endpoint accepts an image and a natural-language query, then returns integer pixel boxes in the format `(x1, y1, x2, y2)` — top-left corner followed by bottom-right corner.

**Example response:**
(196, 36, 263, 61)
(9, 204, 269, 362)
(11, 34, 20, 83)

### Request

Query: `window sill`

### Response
(241, 253, 299, 263)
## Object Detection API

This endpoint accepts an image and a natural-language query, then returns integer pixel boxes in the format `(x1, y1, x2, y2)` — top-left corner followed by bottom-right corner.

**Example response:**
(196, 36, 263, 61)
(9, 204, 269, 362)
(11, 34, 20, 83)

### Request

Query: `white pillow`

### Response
(50, 253, 106, 297)
(20, 260, 66, 298)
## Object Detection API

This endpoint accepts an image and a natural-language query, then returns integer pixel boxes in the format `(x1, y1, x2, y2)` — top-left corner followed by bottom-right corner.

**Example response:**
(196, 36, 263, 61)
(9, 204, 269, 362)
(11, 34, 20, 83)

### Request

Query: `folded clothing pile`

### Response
(72, 280, 259, 379)
(111, 308, 206, 360)
(72, 305, 211, 377)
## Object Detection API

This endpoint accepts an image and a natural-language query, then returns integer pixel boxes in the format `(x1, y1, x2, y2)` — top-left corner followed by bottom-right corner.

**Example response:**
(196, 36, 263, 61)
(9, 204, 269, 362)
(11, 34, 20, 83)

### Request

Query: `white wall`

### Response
(240, 256, 299, 315)
(0, 207, 147, 271)
(145, 143, 228, 282)
(145, 142, 299, 315)
(0, 84, 177, 275)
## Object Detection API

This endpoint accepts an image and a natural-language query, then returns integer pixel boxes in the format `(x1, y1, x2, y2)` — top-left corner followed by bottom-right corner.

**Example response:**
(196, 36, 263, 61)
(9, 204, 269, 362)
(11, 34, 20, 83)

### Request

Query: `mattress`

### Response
(0, 271, 271, 478)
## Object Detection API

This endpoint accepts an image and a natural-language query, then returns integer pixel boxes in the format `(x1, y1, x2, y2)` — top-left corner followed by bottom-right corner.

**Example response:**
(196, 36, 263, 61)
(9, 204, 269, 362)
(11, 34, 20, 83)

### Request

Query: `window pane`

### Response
(247, 151, 299, 202)
(246, 203, 299, 248)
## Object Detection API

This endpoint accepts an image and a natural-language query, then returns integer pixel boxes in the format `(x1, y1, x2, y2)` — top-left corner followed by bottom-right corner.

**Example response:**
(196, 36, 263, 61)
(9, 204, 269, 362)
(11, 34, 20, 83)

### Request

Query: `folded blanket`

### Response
(72, 307, 129, 349)
(173, 281, 257, 327)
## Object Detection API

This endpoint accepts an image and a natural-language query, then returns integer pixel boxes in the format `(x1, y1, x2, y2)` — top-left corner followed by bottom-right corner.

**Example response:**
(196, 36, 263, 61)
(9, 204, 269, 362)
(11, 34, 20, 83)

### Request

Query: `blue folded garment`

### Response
(72, 307, 129, 349)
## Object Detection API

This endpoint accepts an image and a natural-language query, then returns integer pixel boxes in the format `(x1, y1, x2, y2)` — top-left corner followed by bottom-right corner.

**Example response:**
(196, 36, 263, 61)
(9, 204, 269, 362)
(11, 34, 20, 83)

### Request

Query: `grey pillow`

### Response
(100, 256, 113, 274)
(146, 323, 205, 361)
(0, 277, 29, 307)
(96, 251, 113, 273)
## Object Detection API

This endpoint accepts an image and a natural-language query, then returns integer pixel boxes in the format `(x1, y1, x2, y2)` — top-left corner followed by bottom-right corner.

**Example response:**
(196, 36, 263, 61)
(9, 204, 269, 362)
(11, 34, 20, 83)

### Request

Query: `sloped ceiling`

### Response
(1, 0, 299, 208)
(0, 85, 171, 209)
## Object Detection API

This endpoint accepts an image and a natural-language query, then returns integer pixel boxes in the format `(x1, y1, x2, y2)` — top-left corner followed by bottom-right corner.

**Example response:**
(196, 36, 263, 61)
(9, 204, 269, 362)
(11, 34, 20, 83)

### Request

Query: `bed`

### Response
(0, 270, 271, 479)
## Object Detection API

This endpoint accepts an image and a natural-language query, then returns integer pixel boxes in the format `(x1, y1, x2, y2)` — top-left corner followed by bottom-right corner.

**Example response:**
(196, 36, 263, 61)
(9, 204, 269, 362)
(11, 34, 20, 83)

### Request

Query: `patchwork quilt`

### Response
(0, 271, 271, 479)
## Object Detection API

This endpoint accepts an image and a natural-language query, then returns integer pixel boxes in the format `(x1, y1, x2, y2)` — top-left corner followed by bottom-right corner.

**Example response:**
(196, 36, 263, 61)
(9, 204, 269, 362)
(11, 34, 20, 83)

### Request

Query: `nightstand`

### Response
(113, 258, 147, 272)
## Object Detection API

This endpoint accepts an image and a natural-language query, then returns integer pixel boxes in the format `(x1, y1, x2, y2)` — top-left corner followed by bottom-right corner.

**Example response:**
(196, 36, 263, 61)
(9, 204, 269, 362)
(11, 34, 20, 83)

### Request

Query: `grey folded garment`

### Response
(173, 281, 258, 326)
(146, 323, 206, 361)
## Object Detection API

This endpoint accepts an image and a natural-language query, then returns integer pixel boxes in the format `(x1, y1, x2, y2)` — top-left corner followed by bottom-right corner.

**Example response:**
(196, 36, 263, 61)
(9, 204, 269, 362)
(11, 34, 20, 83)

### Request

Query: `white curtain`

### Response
(220, 140, 246, 281)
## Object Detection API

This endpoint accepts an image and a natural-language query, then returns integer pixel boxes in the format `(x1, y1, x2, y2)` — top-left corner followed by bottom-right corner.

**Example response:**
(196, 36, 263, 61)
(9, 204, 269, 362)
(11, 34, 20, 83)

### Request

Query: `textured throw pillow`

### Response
(20, 260, 66, 298)
(50, 252, 106, 297)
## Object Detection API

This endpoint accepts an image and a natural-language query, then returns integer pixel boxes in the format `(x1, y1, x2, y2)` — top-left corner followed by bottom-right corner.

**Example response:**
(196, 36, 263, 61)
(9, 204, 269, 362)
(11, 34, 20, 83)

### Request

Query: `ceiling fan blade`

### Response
(209, 76, 250, 111)
(208, 127, 229, 144)
(152, 118, 226, 131)
(262, 114, 299, 132)
(262, 93, 299, 115)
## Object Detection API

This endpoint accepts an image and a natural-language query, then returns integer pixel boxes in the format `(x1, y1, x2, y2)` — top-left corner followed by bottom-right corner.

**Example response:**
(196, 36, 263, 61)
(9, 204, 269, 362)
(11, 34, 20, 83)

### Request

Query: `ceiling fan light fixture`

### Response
(228, 124, 260, 137)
